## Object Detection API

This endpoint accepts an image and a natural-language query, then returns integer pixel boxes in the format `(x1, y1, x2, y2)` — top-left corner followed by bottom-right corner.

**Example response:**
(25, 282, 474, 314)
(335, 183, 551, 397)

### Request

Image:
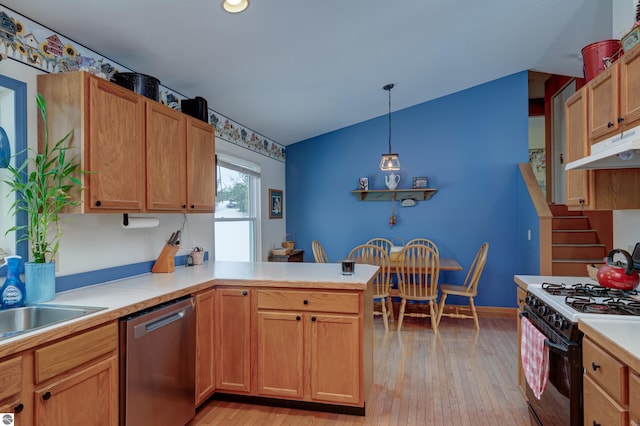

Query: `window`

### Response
(214, 153, 261, 261)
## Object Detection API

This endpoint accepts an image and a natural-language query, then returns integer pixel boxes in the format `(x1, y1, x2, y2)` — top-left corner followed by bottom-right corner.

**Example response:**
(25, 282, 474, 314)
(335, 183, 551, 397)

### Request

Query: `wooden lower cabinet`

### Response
(257, 311, 304, 398)
(254, 288, 363, 406)
(0, 322, 118, 425)
(196, 288, 216, 405)
(309, 314, 360, 404)
(215, 287, 252, 393)
(34, 356, 118, 426)
(516, 286, 526, 399)
(630, 371, 640, 426)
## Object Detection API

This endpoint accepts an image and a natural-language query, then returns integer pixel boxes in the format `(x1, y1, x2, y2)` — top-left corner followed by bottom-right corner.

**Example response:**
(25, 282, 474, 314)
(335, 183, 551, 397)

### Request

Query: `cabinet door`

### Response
(196, 289, 216, 406)
(621, 45, 640, 129)
(87, 77, 145, 211)
(34, 355, 118, 426)
(309, 314, 360, 405)
(564, 88, 592, 209)
(186, 119, 215, 212)
(215, 288, 252, 393)
(146, 102, 186, 211)
(588, 62, 620, 141)
(630, 370, 640, 426)
(516, 286, 527, 399)
(256, 311, 304, 398)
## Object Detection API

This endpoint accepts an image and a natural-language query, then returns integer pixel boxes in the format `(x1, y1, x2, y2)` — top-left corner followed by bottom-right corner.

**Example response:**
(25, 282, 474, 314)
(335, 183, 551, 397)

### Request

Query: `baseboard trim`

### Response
(210, 392, 366, 416)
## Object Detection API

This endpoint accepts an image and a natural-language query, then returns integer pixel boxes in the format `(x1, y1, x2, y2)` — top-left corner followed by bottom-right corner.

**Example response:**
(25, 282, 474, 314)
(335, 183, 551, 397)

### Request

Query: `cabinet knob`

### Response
(607, 121, 614, 128)
(182, 204, 186, 209)
(593, 421, 601, 426)
(42, 391, 51, 401)
(296, 315, 301, 321)
(95, 200, 102, 207)
(311, 316, 316, 322)
(242, 290, 248, 296)
(191, 204, 195, 209)
(13, 403, 24, 413)
(303, 300, 309, 305)
(618, 116, 624, 124)
(591, 361, 600, 371)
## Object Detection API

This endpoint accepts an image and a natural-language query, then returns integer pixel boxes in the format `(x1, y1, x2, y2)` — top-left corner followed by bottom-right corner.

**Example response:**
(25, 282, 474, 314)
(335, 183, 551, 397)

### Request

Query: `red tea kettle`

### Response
(597, 249, 640, 291)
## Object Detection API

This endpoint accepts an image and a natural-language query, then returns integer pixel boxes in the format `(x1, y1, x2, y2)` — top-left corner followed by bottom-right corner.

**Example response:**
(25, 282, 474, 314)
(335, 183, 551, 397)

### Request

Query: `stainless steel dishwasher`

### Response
(119, 296, 196, 426)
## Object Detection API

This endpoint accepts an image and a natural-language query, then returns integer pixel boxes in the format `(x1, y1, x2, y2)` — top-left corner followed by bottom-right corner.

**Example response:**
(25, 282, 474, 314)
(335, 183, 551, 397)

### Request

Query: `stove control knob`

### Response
(538, 305, 548, 316)
(552, 314, 564, 329)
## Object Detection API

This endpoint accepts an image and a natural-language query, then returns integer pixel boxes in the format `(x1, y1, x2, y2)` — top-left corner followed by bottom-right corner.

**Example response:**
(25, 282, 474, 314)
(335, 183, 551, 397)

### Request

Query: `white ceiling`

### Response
(3, 0, 613, 145)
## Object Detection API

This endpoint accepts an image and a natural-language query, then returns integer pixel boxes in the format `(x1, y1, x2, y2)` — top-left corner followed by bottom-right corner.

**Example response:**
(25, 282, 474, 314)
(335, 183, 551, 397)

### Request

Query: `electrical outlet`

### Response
(528, 230, 532, 241)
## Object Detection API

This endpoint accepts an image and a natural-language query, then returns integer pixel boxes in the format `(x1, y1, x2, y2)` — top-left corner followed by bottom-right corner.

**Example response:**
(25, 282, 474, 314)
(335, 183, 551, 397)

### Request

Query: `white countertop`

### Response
(0, 261, 378, 354)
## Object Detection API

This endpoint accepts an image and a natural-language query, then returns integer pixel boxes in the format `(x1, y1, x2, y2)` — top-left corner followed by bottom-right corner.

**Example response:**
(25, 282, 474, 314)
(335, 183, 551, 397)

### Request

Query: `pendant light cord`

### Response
(384, 83, 394, 154)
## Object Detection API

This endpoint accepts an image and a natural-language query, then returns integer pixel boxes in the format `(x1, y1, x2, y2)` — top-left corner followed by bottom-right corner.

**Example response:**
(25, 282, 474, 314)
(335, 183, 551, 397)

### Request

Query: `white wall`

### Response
(1, 59, 286, 276)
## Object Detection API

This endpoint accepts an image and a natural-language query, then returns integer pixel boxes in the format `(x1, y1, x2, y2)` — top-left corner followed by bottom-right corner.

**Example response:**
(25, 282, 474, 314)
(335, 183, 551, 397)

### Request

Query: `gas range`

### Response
(526, 279, 640, 340)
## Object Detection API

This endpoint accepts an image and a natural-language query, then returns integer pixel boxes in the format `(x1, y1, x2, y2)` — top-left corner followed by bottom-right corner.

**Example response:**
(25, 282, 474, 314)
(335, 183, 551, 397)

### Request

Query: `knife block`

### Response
(152, 244, 179, 273)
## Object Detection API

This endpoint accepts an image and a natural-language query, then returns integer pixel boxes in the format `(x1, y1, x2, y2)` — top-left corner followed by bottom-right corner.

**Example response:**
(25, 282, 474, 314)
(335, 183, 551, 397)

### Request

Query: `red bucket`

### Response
(581, 39, 622, 82)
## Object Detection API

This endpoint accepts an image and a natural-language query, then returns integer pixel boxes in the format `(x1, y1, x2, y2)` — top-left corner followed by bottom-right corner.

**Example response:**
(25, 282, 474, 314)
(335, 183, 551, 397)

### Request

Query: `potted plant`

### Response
(3, 93, 84, 303)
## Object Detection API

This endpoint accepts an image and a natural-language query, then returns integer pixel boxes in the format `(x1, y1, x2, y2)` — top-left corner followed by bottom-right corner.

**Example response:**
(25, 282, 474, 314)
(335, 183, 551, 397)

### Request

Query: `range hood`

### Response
(565, 126, 640, 170)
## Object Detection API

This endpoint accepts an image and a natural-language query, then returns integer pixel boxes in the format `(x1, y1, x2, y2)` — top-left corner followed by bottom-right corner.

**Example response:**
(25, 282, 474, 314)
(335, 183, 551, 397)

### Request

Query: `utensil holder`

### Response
(152, 244, 179, 273)
(190, 251, 204, 265)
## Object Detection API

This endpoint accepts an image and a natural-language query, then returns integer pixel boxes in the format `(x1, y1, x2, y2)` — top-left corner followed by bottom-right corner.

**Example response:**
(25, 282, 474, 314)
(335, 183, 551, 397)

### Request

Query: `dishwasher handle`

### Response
(133, 302, 193, 339)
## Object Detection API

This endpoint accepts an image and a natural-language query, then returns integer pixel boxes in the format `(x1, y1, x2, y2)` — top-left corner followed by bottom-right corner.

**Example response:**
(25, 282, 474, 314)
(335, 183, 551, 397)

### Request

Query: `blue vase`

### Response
(25, 262, 56, 303)
(0, 126, 10, 168)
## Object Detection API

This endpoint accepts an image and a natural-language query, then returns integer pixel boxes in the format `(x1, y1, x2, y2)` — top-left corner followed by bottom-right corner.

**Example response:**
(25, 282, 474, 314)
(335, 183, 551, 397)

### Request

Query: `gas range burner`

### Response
(542, 282, 638, 299)
(565, 295, 640, 315)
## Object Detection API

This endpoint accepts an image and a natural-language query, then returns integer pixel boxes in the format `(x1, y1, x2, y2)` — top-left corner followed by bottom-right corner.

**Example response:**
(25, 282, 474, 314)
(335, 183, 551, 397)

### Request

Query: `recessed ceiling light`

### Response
(222, 0, 249, 13)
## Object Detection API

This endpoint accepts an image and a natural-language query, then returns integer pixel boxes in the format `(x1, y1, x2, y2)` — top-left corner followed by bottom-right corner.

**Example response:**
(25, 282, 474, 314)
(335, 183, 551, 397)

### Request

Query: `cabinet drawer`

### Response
(34, 322, 118, 383)
(0, 356, 22, 402)
(630, 371, 640, 425)
(257, 290, 359, 314)
(583, 337, 628, 405)
(584, 374, 629, 426)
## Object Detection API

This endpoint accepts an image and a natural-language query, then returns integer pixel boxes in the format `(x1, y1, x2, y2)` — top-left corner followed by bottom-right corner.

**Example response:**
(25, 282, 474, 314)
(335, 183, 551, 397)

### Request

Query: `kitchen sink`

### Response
(0, 305, 106, 340)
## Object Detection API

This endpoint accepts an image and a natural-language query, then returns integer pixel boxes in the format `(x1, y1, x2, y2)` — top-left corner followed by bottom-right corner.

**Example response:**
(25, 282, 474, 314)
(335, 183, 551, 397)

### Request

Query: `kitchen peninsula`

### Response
(0, 262, 377, 424)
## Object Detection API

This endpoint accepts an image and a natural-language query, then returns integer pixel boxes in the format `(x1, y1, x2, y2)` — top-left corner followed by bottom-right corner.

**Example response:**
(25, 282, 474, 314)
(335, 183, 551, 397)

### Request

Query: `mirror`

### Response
(0, 74, 28, 275)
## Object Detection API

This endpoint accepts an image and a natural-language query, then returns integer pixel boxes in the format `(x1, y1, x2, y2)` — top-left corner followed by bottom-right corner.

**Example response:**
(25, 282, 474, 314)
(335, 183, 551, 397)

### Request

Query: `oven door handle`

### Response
(544, 338, 575, 356)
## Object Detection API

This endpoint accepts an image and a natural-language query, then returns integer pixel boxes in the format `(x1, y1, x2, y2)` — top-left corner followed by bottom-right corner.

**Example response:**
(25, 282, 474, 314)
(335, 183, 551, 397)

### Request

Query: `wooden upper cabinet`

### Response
(621, 44, 640, 129)
(564, 88, 592, 209)
(588, 62, 620, 142)
(38, 71, 216, 214)
(146, 102, 187, 211)
(38, 72, 145, 212)
(87, 78, 146, 211)
(187, 119, 216, 212)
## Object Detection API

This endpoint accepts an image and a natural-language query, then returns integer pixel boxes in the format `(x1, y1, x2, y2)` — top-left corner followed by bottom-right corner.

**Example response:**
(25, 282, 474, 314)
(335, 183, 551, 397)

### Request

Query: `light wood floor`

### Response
(189, 315, 530, 425)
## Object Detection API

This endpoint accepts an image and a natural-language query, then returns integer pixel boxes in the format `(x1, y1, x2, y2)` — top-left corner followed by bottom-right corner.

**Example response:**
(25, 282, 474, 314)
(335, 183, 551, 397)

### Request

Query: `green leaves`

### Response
(2, 93, 85, 263)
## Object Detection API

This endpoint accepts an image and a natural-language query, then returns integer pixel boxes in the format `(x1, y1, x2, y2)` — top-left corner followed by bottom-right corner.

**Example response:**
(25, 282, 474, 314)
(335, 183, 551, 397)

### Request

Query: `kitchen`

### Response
(2, 0, 640, 425)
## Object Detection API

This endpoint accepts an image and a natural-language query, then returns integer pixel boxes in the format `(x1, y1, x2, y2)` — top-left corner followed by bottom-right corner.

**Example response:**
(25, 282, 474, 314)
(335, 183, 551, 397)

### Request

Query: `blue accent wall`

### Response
(286, 72, 530, 308)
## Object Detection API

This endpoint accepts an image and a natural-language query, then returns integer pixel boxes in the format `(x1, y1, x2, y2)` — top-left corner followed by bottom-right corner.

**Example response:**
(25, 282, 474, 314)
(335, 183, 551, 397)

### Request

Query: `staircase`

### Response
(550, 204, 607, 276)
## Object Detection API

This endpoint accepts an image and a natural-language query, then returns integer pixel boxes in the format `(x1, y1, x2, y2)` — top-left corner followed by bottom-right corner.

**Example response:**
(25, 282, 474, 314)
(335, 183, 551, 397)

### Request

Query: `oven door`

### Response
(523, 308, 582, 426)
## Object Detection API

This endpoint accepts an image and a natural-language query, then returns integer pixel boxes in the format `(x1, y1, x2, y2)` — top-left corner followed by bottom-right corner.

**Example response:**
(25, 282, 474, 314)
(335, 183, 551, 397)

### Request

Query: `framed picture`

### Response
(269, 188, 283, 219)
(413, 177, 428, 189)
(358, 177, 369, 190)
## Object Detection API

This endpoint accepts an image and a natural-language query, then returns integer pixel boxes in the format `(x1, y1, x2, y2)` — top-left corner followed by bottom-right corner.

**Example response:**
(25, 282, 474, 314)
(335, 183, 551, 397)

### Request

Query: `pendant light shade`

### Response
(380, 83, 400, 171)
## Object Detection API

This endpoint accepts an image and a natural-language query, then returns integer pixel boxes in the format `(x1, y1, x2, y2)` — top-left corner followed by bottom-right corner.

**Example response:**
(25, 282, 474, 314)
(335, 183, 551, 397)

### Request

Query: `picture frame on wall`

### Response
(269, 188, 283, 219)
(413, 177, 428, 189)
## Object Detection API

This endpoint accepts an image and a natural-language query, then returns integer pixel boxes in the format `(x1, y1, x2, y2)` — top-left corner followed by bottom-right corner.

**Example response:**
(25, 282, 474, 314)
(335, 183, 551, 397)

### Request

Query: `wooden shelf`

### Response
(350, 189, 437, 202)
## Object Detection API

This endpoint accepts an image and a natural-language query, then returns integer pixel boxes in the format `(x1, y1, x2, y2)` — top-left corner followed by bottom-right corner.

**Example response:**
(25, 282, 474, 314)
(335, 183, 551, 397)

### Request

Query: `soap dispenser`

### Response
(1, 255, 26, 309)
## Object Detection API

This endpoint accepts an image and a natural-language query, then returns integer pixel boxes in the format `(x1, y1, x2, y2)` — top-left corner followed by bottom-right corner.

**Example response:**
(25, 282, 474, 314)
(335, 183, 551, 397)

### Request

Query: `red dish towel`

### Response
(520, 317, 550, 399)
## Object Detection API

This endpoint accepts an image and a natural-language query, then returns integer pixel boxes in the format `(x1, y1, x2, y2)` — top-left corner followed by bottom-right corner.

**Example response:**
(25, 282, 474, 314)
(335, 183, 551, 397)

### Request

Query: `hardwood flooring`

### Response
(189, 316, 530, 425)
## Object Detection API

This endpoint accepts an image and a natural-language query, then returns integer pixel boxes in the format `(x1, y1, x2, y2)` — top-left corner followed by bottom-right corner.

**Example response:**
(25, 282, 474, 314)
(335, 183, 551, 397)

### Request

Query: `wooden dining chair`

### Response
(311, 240, 329, 263)
(436, 242, 489, 329)
(349, 244, 393, 331)
(396, 244, 440, 332)
(365, 238, 393, 255)
(405, 238, 439, 258)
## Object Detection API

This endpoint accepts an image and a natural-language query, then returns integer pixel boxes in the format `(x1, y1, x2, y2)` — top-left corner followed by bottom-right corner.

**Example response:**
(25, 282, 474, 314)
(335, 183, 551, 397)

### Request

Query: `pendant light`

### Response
(379, 83, 400, 171)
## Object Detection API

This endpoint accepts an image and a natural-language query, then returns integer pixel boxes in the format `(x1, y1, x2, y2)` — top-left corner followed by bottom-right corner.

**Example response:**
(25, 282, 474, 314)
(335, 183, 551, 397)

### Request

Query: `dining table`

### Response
(388, 257, 462, 274)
